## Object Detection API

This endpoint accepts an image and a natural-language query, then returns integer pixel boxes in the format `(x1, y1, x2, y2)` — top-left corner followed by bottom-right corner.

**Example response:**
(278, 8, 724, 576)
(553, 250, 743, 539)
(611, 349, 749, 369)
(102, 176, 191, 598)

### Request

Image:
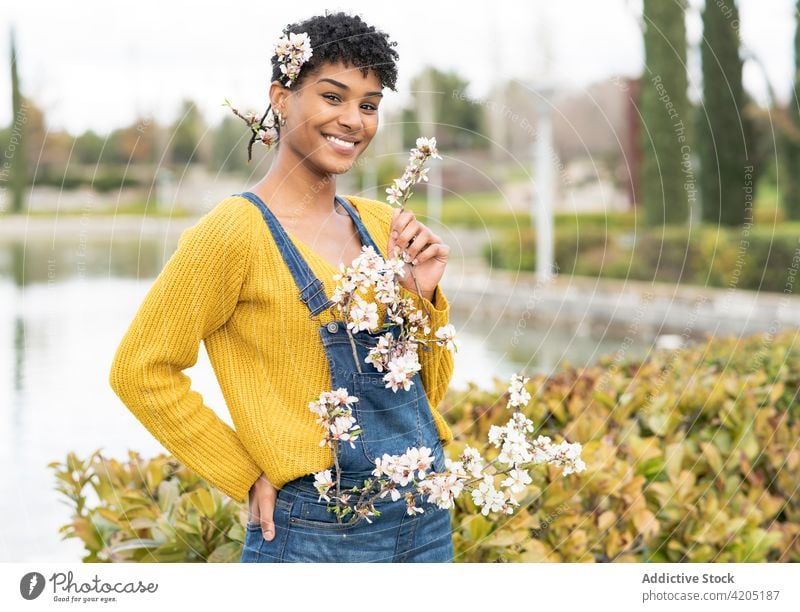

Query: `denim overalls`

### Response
(235, 191, 454, 563)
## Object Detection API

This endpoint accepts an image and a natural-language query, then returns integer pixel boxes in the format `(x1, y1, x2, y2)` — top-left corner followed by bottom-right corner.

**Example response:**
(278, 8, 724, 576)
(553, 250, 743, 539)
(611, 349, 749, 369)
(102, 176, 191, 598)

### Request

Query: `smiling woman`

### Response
(109, 10, 457, 565)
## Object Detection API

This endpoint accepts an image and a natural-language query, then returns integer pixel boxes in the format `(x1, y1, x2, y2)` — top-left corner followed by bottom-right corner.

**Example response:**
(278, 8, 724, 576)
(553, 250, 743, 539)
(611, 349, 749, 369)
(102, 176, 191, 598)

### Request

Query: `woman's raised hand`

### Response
(387, 208, 450, 301)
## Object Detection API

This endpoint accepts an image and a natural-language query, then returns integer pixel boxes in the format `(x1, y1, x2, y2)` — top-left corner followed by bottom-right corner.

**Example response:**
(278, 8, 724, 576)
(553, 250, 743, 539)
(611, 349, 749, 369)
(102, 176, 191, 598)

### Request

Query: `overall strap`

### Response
(334, 195, 384, 255)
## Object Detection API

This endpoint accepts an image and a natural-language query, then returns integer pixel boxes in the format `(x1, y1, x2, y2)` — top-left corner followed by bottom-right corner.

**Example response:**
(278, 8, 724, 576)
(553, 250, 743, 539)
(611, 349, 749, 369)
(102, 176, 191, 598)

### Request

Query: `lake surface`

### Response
(0, 237, 655, 561)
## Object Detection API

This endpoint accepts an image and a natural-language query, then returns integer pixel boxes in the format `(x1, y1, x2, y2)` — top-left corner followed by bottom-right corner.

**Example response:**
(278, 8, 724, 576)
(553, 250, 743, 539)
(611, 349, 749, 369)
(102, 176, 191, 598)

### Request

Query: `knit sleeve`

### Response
(108, 198, 263, 504)
(401, 284, 455, 445)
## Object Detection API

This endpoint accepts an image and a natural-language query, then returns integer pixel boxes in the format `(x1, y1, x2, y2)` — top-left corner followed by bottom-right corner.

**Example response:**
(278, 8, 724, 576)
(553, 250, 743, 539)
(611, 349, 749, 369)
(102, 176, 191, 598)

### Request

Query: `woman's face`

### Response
(272, 60, 383, 174)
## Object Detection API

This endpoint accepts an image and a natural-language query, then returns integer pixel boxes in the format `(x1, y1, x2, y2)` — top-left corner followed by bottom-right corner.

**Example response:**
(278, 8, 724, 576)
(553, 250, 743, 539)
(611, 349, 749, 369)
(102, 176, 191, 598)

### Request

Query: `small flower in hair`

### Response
(222, 98, 280, 158)
(274, 31, 314, 87)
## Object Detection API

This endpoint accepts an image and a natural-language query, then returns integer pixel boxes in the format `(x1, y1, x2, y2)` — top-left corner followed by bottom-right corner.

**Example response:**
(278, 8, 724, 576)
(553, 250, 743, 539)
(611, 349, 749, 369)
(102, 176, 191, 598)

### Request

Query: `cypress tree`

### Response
(8, 27, 27, 214)
(783, 0, 800, 220)
(641, 0, 691, 225)
(698, 0, 751, 226)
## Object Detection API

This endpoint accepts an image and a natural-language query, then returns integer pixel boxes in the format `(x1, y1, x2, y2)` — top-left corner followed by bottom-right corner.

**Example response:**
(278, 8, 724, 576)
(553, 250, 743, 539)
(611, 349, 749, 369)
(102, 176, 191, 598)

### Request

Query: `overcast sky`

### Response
(0, 0, 796, 134)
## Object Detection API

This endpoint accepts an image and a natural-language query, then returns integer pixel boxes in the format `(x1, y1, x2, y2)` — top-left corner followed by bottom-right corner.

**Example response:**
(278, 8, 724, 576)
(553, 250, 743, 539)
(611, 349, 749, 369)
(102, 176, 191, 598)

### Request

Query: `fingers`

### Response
(412, 241, 450, 266)
(403, 228, 432, 263)
(389, 209, 439, 263)
(259, 491, 277, 541)
(251, 473, 279, 542)
(388, 208, 415, 255)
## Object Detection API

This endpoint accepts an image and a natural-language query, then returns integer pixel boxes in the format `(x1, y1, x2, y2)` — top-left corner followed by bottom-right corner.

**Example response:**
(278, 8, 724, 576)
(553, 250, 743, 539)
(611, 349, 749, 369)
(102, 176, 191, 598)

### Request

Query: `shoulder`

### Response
(207, 194, 263, 228)
(188, 195, 261, 236)
(341, 194, 395, 228)
(177, 195, 261, 256)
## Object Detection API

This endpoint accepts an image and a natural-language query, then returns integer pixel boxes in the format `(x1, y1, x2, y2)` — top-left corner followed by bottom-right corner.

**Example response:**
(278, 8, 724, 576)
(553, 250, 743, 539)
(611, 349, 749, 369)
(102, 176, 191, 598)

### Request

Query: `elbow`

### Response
(108, 343, 140, 404)
(108, 353, 127, 401)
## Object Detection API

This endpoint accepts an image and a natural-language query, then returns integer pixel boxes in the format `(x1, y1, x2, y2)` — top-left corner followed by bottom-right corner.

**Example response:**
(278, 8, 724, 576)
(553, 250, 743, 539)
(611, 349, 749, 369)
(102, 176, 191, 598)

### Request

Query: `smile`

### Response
(324, 133, 359, 153)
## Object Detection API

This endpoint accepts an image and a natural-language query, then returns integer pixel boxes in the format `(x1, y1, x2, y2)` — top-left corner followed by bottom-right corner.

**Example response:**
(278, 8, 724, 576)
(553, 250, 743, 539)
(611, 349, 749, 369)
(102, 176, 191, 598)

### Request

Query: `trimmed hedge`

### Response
(446, 327, 800, 562)
(485, 223, 800, 292)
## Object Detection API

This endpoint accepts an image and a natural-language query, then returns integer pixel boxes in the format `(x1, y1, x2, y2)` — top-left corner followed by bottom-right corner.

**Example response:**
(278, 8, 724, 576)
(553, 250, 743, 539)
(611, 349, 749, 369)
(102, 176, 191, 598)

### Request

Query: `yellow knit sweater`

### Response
(108, 193, 454, 504)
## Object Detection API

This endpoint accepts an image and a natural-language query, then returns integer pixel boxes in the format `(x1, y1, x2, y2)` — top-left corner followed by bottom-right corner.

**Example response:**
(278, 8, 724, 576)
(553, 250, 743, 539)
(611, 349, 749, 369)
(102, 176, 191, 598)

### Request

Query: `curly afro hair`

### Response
(272, 11, 400, 92)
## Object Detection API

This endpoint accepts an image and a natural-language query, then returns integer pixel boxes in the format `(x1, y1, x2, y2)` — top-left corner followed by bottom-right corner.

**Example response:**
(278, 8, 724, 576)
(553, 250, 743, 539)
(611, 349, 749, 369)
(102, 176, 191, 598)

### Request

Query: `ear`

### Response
(268, 80, 289, 114)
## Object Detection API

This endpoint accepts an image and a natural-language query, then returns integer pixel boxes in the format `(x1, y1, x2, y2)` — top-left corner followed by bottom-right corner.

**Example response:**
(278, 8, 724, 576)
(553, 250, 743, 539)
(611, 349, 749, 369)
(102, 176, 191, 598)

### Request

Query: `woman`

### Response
(109, 11, 455, 562)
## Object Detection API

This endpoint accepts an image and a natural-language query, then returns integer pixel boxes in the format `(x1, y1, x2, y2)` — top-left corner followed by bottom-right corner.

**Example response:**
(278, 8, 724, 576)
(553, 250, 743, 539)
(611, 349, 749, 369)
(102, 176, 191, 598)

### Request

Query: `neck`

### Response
(254, 146, 339, 220)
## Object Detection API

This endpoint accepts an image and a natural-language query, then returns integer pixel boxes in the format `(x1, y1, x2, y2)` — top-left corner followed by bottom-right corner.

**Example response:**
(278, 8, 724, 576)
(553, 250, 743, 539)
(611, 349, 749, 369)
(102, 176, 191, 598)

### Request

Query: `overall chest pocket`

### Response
(351, 371, 423, 463)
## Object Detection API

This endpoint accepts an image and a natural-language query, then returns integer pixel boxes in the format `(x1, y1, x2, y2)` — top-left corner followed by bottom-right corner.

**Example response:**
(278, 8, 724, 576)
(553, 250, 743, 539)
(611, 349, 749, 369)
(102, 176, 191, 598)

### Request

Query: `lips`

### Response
(323, 133, 360, 154)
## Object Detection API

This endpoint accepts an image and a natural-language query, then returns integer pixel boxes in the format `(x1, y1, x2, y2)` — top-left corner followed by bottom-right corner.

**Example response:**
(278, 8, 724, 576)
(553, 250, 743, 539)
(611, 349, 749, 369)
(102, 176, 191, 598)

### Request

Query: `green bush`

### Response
(36, 171, 142, 193)
(53, 328, 799, 562)
(445, 328, 800, 562)
(406, 192, 637, 231)
(484, 225, 614, 276)
(49, 451, 248, 562)
(486, 222, 800, 292)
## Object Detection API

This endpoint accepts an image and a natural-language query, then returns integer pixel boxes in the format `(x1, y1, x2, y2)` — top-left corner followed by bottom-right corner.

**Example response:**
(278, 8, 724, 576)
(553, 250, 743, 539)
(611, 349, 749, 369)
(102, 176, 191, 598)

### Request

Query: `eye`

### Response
(323, 93, 341, 103)
(361, 103, 378, 112)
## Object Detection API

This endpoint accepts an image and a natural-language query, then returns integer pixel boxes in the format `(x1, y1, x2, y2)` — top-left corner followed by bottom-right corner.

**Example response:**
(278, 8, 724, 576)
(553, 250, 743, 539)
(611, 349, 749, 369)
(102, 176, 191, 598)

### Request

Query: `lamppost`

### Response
(417, 68, 442, 224)
(531, 85, 556, 282)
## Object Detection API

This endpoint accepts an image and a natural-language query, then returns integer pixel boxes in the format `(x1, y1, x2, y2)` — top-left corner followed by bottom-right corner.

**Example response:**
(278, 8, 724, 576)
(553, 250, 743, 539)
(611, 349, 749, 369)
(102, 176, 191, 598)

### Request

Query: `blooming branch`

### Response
(309, 373, 587, 522)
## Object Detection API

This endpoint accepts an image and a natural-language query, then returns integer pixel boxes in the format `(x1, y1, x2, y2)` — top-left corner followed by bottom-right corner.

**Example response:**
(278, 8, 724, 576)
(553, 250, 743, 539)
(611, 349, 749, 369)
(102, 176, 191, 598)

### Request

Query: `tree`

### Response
(169, 99, 206, 165)
(73, 130, 107, 165)
(783, 0, 800, 220)
(698, 0, 751, 226)
(403, 67, 486, 151)
(640, 0, 691, 225)
(211, 115, 250, 174)
(117, 117, 159, 166)
(7, 26, 27, 214)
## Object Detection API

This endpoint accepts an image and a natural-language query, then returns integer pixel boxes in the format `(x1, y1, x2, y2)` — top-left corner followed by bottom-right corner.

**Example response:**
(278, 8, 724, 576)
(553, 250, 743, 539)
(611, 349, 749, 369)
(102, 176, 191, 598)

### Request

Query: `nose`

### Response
(337, 100, 363, 132)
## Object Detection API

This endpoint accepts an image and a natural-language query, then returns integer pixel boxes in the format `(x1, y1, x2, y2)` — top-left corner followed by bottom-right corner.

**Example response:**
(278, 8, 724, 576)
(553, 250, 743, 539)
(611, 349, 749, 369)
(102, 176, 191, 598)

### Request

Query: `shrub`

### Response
(48, 451, 248, 562)
(486, 222, 800, 292)
(52, 328, 800, 562)
(445, 328, 799, 562)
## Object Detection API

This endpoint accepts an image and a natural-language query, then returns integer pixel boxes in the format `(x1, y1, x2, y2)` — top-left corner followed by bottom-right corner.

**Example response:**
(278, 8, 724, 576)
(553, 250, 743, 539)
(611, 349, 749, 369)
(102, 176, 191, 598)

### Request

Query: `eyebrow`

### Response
(316, 77, 383, 97)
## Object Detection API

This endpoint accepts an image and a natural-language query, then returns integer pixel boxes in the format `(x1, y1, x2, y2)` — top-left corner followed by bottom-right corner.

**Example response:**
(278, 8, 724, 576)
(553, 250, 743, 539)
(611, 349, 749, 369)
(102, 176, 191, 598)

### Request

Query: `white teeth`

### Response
(326, 135, 355, 148)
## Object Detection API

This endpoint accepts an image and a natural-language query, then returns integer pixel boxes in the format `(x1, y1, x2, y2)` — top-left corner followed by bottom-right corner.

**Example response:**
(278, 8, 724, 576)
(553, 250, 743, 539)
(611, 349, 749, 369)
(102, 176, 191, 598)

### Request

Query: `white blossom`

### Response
(507, 373, 532, 408)
(348, 295, 379, 332)
(434, 323, 458, 353)
(500, 468, 532, 494)
(313, 469, 333, 502)
(383, 351, 421, 391)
